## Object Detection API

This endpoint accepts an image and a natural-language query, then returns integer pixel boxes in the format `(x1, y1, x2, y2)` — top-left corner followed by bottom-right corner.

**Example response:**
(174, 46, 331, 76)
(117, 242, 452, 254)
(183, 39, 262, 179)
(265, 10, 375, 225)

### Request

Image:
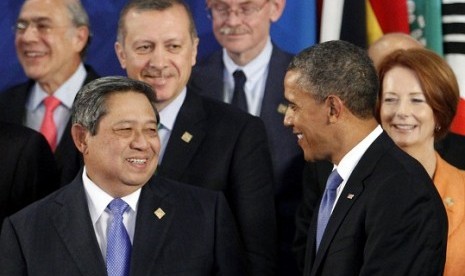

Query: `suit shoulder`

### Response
(0, 82, 30, 101)
(153, 175, 223, 202)
(5, 182, 72, 224)
(83, 64, 100, 82)
(0, 122, 45, 142)
(200, 95, 262, 123)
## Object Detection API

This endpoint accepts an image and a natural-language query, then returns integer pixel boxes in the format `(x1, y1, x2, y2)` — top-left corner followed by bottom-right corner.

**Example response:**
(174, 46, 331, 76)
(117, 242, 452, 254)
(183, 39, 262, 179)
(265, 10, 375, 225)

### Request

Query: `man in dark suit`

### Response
(188, 1, 304, 274)
(0, 76, 247, 275)
(0, 0, 99, 186)
(284, 40, 447, 275)
(114, 0, 276, 274)
(0, 122, 59, 225)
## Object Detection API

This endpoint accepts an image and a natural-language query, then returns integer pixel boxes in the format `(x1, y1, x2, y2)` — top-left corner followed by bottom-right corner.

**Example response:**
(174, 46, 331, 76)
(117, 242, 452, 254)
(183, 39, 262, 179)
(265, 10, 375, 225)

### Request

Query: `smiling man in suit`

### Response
(0, 0, 99, 186)
(0, 76, 247, 275)
(284, 40, 448, 275)
(114, 0, 277, 274)
(188, 1, 305, 273)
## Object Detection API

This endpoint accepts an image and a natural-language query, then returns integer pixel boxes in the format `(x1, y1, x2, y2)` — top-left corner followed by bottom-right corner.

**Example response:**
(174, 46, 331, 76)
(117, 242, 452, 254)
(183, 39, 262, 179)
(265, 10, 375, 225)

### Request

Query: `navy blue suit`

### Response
(0, 173, 247, 275)
(0, 122, 59, 225)
(156, 90, 277, 275)
(189, 45, 304, 274)
(296, 132, 447, 275)
(0, 66, 100, 186)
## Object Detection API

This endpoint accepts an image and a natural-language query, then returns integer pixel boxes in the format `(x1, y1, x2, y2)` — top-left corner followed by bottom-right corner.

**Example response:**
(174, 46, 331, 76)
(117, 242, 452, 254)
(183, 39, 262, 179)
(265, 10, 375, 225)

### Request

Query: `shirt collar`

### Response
(28, 63, 87, 110)
(223, 37, 273, 83)
(336, 125, 383, 181)
(159, 87, 187, 131)
(82, 166, 141, 226)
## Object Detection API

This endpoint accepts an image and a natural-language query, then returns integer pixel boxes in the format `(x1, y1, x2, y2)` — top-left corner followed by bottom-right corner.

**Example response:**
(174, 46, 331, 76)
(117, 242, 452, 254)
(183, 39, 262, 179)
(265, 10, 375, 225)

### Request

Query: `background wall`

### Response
(0, 0, 316, 92)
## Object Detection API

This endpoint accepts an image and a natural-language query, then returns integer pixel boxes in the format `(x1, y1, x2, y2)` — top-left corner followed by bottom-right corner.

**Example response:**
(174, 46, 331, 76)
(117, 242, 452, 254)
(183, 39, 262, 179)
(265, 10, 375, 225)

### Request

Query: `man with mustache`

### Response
(188, 1, 305, 274)
(114, 0, 277, 274)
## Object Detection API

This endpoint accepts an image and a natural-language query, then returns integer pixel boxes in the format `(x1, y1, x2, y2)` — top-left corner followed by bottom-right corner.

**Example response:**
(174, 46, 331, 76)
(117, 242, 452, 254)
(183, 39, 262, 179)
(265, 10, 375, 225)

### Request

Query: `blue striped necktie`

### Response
(316, 169, 343, 251)
(106, 198, 132, 276)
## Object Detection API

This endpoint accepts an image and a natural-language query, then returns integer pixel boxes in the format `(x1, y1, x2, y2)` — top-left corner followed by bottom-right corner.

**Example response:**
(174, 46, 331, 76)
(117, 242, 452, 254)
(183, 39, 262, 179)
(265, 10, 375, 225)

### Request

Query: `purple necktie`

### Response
(106, 198, 131, 276)
(316, 169, 343, 251)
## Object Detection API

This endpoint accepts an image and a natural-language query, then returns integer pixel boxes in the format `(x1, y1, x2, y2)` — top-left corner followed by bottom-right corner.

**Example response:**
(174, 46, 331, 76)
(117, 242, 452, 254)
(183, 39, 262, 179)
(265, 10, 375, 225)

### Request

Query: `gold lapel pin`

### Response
(277, 103, 288, 115)
(347, 193, 355, 199)
(444, 197, 454, 207)
(181, 132, 193, 143)
(154, 208, 166, 219)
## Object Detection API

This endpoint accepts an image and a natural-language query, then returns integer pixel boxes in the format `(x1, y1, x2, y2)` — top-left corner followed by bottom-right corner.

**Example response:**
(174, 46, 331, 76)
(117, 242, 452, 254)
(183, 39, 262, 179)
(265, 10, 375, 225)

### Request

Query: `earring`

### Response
(435, 125, 441, 132)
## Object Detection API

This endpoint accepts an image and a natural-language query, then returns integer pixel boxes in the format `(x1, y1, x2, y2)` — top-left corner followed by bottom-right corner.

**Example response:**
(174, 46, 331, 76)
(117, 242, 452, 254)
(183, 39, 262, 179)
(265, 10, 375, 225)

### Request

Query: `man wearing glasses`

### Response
(0, 0, 99, 186)
(189, 1, 305, 274)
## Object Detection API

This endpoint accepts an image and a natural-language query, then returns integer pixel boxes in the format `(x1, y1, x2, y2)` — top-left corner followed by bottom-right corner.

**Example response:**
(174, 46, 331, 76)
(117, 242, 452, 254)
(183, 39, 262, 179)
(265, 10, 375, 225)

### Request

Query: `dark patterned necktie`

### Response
(232, 70, 248, 112)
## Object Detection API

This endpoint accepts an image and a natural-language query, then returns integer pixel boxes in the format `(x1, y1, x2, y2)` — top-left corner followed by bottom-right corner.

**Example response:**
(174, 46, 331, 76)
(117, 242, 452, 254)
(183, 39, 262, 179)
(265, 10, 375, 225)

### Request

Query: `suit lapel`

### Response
(130, 176, 175, 275)
(159, 91, 207, 178)
(310, 133, 394, 274)
(52, 177, 106, 276)
(189, 51, 224, 101)
(260, 46, 292, 122)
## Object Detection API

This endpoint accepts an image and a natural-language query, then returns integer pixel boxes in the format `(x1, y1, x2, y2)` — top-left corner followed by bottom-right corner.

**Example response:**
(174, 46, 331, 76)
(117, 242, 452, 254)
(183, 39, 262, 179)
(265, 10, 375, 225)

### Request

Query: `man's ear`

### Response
(270, 0, 286, 22)
(73, 26, 90, 54)
(326, 95, 343, 123)
(71, 124, 89, 154)
(115, 41, 127, 69)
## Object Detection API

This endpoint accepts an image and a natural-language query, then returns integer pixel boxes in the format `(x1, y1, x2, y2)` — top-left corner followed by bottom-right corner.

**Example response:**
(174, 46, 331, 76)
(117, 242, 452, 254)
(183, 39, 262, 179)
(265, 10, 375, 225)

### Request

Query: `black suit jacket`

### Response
(189, 45, 304, 274)
(435, 132, 465, 170)
(157, 90, 277, 275)
(0, 122, 59, 225)
(0, 173, 247, 275)
(0, 66, 100, 186)
(300, 132, 447, 275)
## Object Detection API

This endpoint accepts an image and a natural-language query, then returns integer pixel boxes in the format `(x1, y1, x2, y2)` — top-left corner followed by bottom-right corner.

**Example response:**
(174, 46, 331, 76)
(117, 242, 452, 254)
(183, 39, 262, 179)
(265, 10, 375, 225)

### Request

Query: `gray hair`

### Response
(117, 0, 198, 44)
(72, 76, 159, 135)
(288, 40, 379, 119)
(65, 0, 91, 58)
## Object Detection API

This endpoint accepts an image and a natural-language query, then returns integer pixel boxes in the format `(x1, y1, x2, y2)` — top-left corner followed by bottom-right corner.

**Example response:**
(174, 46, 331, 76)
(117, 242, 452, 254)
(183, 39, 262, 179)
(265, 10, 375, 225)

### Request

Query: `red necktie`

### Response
(40, 96, 61, 151)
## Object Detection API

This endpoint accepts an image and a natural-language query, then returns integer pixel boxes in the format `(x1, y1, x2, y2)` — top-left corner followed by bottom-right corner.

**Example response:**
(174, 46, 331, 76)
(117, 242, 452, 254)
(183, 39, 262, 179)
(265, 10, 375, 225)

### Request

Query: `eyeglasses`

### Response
(208, 1, 269, 21)
(13, 20, 63, 35)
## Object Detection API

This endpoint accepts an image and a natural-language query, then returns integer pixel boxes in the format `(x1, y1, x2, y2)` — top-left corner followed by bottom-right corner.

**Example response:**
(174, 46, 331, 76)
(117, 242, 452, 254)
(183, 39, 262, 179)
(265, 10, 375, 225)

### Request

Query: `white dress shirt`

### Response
(158, 88, 186, 163)
(25, 63, 87, 143)
(330, 125, 383, 212)
(82, 167, 141, 258)
(223, 38, 272, 116)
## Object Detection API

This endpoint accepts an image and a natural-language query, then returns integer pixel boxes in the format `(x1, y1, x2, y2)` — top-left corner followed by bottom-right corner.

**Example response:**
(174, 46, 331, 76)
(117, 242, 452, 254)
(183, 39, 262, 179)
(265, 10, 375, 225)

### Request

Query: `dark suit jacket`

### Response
(0, 173, 247, 275)
(435, 132, 465, 170)
(0, 122, 59, 225)
(301, 132, 447, 276)
(157, 90, 277, 275)
(0, 66, 100, 186)
(189, 45, 304, 274)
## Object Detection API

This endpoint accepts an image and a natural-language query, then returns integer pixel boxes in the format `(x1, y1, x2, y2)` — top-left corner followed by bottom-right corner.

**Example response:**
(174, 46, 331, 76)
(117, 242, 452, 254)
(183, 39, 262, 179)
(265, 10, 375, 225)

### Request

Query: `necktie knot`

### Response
(233, 70, 246, 88)
(108, 198, 129, 217)
(232, 70, 248, 112)
(43, 96, 61, 112)
(326, 169, 343, 191)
